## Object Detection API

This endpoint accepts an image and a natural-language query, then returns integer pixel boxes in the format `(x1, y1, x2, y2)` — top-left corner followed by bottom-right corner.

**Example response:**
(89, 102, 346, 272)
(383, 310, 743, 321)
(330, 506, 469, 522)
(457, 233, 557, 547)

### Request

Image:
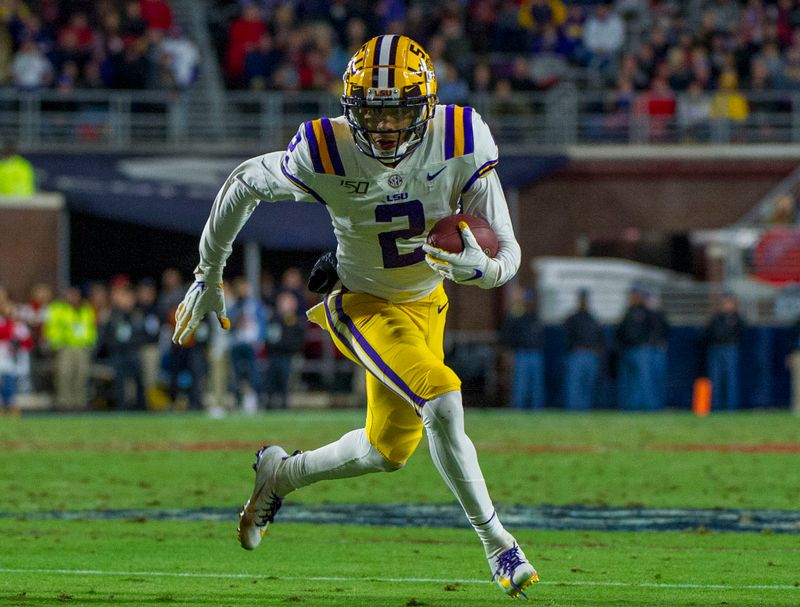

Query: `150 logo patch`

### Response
(340, 179, 369, 194)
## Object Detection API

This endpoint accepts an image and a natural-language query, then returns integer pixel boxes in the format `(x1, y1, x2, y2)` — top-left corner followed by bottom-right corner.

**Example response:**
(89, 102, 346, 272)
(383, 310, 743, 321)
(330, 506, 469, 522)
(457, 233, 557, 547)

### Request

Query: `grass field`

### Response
(1, 410, 799, 606)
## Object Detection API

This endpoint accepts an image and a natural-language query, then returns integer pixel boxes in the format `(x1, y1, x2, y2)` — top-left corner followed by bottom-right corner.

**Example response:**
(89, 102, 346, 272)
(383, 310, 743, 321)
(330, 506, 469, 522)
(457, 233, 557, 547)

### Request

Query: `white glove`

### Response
(423, 221, 501, 288)
(172, 270, 231, 345)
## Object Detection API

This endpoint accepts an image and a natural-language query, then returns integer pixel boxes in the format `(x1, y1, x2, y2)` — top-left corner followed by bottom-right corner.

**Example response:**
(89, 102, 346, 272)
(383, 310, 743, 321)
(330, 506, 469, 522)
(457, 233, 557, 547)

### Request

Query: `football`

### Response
(426, 213, 499, 257)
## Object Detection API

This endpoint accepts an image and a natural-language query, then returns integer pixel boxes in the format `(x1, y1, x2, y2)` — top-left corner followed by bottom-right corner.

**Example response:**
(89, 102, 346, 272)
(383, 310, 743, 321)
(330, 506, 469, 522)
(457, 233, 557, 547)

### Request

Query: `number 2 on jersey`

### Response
(375, 200, 425, 268)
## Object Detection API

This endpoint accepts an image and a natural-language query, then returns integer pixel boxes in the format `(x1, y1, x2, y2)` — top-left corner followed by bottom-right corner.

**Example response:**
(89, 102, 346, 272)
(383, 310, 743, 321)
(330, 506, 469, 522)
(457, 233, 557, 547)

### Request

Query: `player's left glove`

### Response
(423, 221, 501, 289)
(172, 269, 231, 345)
(307, 251, 339, 294)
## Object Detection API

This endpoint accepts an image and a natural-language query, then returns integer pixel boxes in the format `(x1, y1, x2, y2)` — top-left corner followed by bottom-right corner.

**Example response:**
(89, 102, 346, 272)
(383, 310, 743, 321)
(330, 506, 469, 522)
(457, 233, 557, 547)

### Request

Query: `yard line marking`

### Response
(0, 568, 797, 591)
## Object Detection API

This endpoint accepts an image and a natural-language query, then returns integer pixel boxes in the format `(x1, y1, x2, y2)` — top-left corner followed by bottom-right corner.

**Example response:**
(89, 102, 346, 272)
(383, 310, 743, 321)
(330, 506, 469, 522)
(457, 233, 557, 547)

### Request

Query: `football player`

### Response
(172, 35, 537, 599)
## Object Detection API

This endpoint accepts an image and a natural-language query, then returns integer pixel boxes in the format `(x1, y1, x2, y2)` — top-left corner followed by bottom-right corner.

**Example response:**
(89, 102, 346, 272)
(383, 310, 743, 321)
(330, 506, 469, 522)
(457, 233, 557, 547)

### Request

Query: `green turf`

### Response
(1, 521, 798, 606)
(1, 410, 799, 606)
(1, 411, 798, 511)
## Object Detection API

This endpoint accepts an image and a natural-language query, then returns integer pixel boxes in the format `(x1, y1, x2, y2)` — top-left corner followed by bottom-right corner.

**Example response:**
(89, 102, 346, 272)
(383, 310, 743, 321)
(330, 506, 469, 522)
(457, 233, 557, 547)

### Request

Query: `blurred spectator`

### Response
(17, 282, 53, 391)
(101, 283, 146, 409)
(44, 286, 96, 408)
(704, 292, 746, 411)
(264, 290, 306, 409)
(167, 304, 208, 410)
(584, 2, 625, 84)
(88, 281, 111, 336)
(121, 0, 148, 42)
(771, 192, 797, 224)
(207, 282, 233, 416)
(244, 33, 282, 90)
(0, 142, 35, 195)
(157, 267, 184, 321)
(298, 47, 334, 91)
(228, 276, 267, 411)
(616, 286, 656, 410)
(12, 39, 52, 90)
(140, 0, 174, 32)
(710, 70, 749, 140)
(636, 77, 677, 142)
(280, 266, 307, 311)
(135, 278, 162, 401)
(787, 311, 800, 415)
(647, 293, 670, 410)
(438, 61, 470, 105)
(0, 291, 31, 415)
(157, 27, 199, 90)
(500, 286, 545, 410)
(563, 288, 604, 411)
(677, 80, 712, 142)
(225, 4, 267, 87)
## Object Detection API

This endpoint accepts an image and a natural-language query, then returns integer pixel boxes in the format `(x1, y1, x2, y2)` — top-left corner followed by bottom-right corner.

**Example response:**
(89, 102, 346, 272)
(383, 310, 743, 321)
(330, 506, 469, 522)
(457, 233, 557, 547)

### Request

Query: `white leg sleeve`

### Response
(277, 428, 401, 495)
(422, 390, 513, 557)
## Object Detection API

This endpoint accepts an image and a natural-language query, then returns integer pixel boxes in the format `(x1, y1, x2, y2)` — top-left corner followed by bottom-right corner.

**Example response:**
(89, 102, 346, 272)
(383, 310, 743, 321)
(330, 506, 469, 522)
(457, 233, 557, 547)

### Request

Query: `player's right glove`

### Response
(423, 222, 501, 289)
(307, 251, 339, 294)
(172, 269, 231, 345)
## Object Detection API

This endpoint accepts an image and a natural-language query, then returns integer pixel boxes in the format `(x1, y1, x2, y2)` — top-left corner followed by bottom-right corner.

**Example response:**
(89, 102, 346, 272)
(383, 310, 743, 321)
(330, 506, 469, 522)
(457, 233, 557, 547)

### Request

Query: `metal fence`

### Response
(5, 86, 800, 151)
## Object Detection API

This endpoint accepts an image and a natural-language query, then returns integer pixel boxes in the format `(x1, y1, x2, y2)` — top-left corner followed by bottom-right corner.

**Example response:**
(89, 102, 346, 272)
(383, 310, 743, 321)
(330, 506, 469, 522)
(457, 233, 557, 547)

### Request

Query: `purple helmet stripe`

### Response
(303, 121, 325, 174)
(320, 118, 345, 176)
(334, 290, 427, 408)
(387, 35, 400, 87)
(444, 104, 455, 160)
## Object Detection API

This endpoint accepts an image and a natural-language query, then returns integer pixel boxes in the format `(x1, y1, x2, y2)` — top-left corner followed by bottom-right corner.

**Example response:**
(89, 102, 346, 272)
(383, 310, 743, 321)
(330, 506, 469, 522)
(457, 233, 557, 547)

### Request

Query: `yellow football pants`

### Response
(307, 284, 461, 464)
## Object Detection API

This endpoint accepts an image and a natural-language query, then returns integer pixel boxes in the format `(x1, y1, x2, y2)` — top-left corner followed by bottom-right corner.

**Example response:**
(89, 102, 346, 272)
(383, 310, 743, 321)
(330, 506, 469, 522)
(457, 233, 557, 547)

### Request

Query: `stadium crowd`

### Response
(4, 0, 800, 106)
(0, 267, 317, 416)
(212, 0, 800, 103)
(0, 269, 788, 414)
(0, 0, 199, 91)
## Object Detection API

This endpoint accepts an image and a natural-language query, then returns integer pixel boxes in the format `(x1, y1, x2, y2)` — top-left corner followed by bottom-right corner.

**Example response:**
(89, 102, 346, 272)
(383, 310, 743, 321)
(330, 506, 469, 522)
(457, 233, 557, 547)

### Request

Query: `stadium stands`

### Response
(2, 0, 195, 92)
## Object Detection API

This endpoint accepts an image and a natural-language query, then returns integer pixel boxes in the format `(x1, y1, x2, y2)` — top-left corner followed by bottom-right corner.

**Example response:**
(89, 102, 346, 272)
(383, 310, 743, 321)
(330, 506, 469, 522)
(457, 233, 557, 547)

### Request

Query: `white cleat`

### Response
(237, 445, 288, 550)
(489, 543, 539, 600)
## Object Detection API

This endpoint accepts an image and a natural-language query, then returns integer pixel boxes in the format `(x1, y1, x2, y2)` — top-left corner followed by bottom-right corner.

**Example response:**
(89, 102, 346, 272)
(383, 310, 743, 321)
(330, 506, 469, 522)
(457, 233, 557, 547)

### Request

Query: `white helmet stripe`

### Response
(377, 35, 395, 88)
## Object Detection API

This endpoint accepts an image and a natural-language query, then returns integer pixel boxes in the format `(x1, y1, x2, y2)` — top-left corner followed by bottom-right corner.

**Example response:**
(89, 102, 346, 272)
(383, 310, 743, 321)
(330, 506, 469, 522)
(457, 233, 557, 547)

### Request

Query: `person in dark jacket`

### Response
(616, 286, 656, 410)
(704, 292, 746, 410)
(647, 293, 670, 410)
(264, 290, 307, 409)
(563, 288, 604, 411)
(500, 287, 545, 409)
(101, 283, 146, 409)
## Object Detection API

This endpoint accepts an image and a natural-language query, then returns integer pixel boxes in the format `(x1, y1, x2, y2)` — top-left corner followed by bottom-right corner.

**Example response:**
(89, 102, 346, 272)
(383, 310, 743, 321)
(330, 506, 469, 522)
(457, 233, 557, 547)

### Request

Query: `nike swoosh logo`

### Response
(437, 302, 449, 314)
(465, 269, 483, 281)
(427, 167, 446, 181)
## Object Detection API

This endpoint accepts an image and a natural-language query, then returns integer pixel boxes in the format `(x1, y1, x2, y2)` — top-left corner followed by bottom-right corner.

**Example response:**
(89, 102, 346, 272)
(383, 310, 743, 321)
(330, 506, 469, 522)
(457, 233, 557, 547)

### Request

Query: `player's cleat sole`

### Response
(490, 543, 539, 600)
(237, 445, 288, 550)
(501, 570, 539, 600)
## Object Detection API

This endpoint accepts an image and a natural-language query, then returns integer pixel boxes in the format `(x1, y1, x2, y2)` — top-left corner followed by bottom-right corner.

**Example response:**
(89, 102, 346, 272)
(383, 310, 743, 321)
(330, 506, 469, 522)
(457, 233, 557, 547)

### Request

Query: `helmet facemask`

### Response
(342, 90, 437, 163)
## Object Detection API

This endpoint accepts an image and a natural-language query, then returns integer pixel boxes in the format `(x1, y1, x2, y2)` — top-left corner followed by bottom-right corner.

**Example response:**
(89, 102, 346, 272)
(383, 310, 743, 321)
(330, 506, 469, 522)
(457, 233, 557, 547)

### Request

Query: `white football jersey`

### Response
(198, 104, 521, 302)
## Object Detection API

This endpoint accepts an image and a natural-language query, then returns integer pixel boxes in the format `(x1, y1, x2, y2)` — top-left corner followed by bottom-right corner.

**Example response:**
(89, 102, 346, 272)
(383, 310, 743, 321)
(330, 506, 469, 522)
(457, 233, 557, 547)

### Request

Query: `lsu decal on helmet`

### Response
(342, 35, 438, 163)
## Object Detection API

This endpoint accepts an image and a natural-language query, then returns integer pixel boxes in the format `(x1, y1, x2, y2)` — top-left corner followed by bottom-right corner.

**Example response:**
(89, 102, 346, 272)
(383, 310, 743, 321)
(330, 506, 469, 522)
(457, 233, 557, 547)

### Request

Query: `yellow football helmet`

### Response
(342, 35, 438, 163)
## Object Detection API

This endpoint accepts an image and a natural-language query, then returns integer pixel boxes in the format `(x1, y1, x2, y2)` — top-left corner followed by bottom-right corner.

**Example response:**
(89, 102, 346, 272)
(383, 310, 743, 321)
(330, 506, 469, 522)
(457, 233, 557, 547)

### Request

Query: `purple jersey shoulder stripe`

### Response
(320, 118, 346, 177)
(334, 291, 427, 409)
(303, 121, 325, 174)
(463, 106, 475, 155)
(280, 156, 327, 204)
(460, 158, 499, 193)
(444, 104, 455, 160)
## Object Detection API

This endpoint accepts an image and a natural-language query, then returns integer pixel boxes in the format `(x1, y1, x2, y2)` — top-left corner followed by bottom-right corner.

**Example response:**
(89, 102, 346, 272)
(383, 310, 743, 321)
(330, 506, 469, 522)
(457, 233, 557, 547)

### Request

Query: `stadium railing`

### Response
(4, 87, 800, 151)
